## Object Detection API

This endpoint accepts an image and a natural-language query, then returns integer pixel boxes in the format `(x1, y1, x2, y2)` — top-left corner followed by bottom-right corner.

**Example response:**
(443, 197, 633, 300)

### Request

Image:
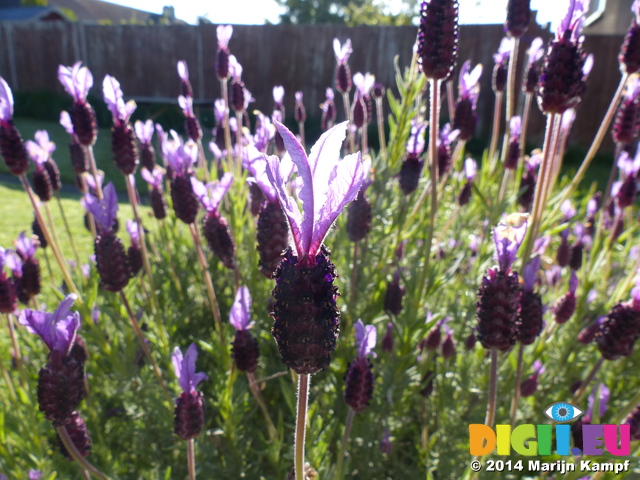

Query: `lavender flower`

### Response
(520, 360, 544, 397)
(0, 247, 20, 314)
(172, 344, 208, 440)
(294, 91, 306, 123)
(0, 77, 29, 176)
(85, 183, 130, 292)
(28, 470, 43, 480)
(384, 270, 406, 316)
(14, 232, 41, 304)
(177, 60, 193, 98)
(192, 173, 236, 269)
(141, 167, 168, 220)
(516, 256, 543, 344)
(523, 37, 544, 93)
(135, 119, 156, 171)
(347, 157, 373, 242)
(476, 217, 527, 351)
(266, 121, 365, 374)
(614, 148, 640, 208)
(344, 320, 376, 412)
(320, 88, 337, 131)
(612, 77, 640, 146)
(20, 295, 86, 425)
(458, 158, 477, 206)
(518, 153, 541, 211)
(437, 123, 459, 176)
(417, 0, 459, 80)
(538, 0, 590, 114)
(505, 116, 521, 169)
(60, 111, 89, 174)
(103, 75, 139, 175)
(230, 286, 260, 373)
(166, 140, 199, 224)
(334, 38, 353, 94)
(453, 61, 482, 141)
(441, 324, 456, 359)
(595, 286, 640, 360)
(399, 119, 427, 195)
(58, 62, 97, 146)
(493, 38, 512, 93)
(215, 25, 233, 80)
(352, 73, 375, 129)
(554, 271, 578, 324)
(619, 1, 640, 74)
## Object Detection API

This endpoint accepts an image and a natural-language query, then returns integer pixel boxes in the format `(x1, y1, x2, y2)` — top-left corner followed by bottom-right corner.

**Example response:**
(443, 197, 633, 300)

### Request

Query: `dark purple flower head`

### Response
(191, 172, 233, 213)
(58, 62, 92, 104)
(407, 119, 428, 156)
(417, 0, 459, 80)
(135, 119, 154, 145)
(230, 285, 254, 331)
(505, 0, 531, 38)
(355, 319, 377, 359)
(103, 75, 136, 126)
(15, 231, 37, 260)
(264, 121, 365, 258)
(19, 294, 81, 354)
(83, 183, 119, 233)
(0, 77, 14, 123)
(493, 215, 528, 271)
(172, 344, 208, 394)
(458, 60, 482, 106)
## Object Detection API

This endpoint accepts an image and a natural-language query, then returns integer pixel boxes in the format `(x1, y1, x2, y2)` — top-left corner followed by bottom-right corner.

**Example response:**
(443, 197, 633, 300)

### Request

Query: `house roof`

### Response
(0, 6, 69, 21)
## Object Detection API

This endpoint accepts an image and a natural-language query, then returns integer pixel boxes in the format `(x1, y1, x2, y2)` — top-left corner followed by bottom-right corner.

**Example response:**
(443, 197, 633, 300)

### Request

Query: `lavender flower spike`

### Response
(493, 214, 528, 271)
(103, 75, 136, 126)
(265, 121, 365, 259)
(344, 319, 377, 411)
(19, 294, 81, 354)
(230, 286, 260, 372)
(173, 344, 207, 440)
(355, 319, 377, 359)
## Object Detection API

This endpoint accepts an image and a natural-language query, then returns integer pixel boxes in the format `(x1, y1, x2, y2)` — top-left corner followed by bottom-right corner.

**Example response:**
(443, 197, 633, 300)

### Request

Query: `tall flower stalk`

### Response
(216, 25, 235, 169)
(334, 38, 355, 153)
(415, 0, 459, 305)
(264, 121, 364, 480)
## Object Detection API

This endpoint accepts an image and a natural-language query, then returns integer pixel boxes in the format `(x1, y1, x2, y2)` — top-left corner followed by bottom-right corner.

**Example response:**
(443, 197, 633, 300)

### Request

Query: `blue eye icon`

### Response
(544, 402, 584, 422)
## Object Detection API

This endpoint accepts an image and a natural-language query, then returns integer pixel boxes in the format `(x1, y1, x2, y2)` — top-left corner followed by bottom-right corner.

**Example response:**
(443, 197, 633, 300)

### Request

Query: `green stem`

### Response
(334, 408, 355, 480)
(342, 92, 355, 154)
(572, 357, 604, 404)
(247, 371, 279, 441)
(489, 92, 503, 163)
(375, 97, 386, 158)
(485, 349, 498, 429)
(295, 374, 310, 480)
(509, 343, 525, 427)
(56, 194, 81, 266)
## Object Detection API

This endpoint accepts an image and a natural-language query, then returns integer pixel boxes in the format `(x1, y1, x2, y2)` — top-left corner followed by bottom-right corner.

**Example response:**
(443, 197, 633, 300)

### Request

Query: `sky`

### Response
(104, 0, 562, 26)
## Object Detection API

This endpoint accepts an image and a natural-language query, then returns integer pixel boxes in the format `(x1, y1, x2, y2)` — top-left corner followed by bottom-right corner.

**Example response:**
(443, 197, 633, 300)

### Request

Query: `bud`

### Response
(0, 120, 29, 176)
(69, 141, 89, 174)
(0, 272, 17, 314)
(458, 181, 472, 206)
(336, 63, 352, 95)
(569, 243, 583, 270)
(346, 191, 372, 242)
(32, 218, 47, 249)
(70, 102, 97, 147)
(595, 302, 640, 360)
(170, 176, 199, 225)
(417, 0, 459, 80)
(44, 159, 62, 192)
(32, 167, 53, 203)
(384, 273, 405, 316)
(149, 188, 168, 220)
(140, 143, 156, 172)
(344, 356, 374, 412)
(516, 290, 543, 345)
(231, 330, 260, 373)
(127, 244, 142, 278)
(453, 98, 476, 142)
(37, 350, 86, 425)
(17, 257, 41, 302)
(520, 374, 539, 397)
(476, 269, 520, 351)
(399, 154, 423, 195)
(505, 0, 531, 38)
(111, 123, 139, 175)
(185, 116, 203, 143)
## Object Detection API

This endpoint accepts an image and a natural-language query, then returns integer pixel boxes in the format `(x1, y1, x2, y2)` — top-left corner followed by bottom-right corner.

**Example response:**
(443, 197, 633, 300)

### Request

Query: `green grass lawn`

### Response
(0, 182, 149, 280)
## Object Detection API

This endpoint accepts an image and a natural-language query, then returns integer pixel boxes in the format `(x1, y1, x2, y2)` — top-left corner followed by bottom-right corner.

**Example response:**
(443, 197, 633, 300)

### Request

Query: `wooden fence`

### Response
(0, 21, 628, 153)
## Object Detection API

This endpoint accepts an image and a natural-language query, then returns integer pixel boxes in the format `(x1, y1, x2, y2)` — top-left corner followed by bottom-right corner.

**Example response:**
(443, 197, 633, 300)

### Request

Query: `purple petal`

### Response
(57, 63, 78, 101)
(216, 25, 233, 49)
(561, 200, 576, 220)
(0, 77, 14, 121)
(312, 151, 364, 255)
(230, 285, 253, 331)
(102, 74, 123, 122)
(135, 119, 154, 144)
(26, 140, 48, 165)
(265, 153, 304, 255)
(229, 55, 243, 80)
(407, 119, 427, 156)
(509, 116, 522, 138)
(177, 60, 189, 82)
(527, 37, 544, 65)
(295, 91, 303, 103)
(568, 271, 578, 293)
(206, 172, 233, 211)
(178, 95, 194, 117)
(28, 470, 42, 480)
(333, 38, 352, 63)
(126, 219, 140, 244)
(533, 360, 545, 375)
(354, 319, 377, 358)
(141, 167, 163, 188)
(464, 158, 477, 182)
(15, 231, 36, 259)
(20, 294, 80, 354)
(493, 215, 528, 271)
(214, 99, 226, 123)
(35, 130, 55, 154)
(272, 86, 284, 104)
(273, 121, 314, 255)
(60, 111, 75, 135)
(522, 256, 541, 291)
(173, 344, 208, 393)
